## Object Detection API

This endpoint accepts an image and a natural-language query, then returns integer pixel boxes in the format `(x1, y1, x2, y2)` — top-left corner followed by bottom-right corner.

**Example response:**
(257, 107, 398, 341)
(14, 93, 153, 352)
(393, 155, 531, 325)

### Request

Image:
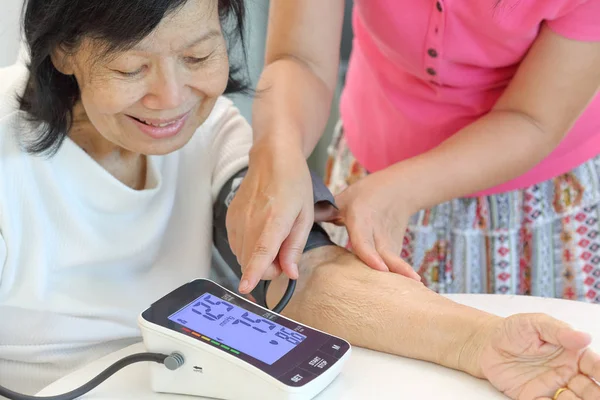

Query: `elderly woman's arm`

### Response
(267, 246, 600, 399)
(267, 245, 496, 377)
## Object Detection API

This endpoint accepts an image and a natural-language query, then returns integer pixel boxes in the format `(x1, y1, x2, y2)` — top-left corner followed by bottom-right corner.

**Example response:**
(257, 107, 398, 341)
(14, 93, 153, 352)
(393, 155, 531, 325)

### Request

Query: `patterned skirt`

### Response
(323, 122, 600, 304)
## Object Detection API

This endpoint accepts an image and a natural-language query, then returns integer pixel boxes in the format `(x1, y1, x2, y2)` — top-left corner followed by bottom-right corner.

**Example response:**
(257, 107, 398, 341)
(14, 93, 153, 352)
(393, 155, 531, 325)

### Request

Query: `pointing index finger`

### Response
(239, 217, 293, 294)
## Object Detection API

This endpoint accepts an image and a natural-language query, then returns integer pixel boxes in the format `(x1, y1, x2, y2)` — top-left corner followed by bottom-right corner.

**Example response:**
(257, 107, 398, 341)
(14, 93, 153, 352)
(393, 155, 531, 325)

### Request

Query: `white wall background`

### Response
(0, 0, 23, 67)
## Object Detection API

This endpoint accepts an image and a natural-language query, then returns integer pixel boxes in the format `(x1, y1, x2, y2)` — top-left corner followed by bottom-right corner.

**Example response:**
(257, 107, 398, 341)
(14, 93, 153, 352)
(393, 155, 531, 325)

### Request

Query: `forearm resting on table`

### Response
(251, 57, 336, 157)
(266, 245, 500, 378)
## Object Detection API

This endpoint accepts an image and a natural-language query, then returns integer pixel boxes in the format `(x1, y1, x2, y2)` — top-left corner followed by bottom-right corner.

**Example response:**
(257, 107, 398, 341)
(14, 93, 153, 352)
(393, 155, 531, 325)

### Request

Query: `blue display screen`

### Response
(168, 293, 307, 365)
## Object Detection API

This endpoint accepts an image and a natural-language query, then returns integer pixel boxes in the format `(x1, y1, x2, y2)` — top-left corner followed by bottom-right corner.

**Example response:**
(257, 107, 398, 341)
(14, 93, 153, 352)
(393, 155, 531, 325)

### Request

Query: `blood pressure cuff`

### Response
(213, 167, 336, 308)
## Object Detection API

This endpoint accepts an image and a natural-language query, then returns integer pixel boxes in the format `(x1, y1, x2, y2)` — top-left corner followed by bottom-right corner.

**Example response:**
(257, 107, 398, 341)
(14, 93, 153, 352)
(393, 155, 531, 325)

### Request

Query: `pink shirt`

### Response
(340, 0, 600, 196)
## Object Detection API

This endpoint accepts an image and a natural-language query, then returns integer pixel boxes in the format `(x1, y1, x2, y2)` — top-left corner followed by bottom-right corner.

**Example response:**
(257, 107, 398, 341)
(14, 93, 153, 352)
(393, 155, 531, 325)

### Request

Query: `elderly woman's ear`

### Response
(50, 45, 74, 76)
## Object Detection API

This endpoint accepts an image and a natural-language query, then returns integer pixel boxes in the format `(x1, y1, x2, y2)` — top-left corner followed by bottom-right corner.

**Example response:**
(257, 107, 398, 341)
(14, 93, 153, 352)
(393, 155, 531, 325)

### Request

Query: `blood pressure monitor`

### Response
(138, 279, 351, 400)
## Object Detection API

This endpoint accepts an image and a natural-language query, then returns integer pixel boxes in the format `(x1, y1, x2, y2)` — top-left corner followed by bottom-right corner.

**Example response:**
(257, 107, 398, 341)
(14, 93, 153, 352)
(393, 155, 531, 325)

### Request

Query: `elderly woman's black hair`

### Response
(18, 0, 249, 156)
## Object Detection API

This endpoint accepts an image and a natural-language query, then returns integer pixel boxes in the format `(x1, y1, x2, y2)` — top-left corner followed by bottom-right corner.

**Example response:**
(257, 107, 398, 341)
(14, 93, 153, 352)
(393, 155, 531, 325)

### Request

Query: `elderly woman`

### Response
(0, 0, 599, 399)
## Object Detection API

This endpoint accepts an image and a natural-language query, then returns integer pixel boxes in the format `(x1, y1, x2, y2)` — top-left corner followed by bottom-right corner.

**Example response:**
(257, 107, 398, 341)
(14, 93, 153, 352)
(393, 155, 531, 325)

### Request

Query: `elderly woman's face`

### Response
(55, 0, 229, 155)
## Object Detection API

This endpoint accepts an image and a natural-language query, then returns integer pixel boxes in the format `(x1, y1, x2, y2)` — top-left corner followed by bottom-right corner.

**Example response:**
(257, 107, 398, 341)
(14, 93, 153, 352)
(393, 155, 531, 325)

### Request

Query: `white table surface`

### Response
(38, 294, 600, 400)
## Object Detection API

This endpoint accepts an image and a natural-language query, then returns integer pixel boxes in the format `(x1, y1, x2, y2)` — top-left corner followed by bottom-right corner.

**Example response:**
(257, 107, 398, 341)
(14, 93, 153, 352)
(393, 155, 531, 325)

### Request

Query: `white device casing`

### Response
(138, 304, 351, 400)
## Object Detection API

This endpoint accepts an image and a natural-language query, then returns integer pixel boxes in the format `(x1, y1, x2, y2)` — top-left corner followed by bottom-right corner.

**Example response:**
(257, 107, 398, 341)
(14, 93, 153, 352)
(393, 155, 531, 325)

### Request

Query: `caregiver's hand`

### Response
(227, 141, 315, 294)
(475, 314, 600, 400)
(332, 169, 421, 280)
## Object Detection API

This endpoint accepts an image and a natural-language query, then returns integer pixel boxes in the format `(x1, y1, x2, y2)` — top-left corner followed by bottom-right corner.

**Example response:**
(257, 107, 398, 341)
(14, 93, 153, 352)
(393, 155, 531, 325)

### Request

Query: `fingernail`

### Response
(239, 279, 250, 293)
(291, 263, 299, 279)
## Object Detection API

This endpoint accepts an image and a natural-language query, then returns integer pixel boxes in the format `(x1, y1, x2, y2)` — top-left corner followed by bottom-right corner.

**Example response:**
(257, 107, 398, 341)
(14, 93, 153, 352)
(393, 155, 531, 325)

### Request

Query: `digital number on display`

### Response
(168, 293, 306, 365)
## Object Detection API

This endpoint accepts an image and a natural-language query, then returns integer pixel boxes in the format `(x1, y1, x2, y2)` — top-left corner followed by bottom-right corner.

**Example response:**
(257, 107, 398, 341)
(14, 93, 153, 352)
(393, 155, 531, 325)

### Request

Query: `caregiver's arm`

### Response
(252, 0, 344, 155)
(392, 24, 600, 211)
(266, 246, 498, 378)
(225, 1, 346, 293)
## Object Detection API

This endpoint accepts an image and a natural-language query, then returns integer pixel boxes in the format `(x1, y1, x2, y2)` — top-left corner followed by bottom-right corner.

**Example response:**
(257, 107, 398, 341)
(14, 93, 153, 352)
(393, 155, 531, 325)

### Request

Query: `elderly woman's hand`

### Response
(474, 314, 600, 400)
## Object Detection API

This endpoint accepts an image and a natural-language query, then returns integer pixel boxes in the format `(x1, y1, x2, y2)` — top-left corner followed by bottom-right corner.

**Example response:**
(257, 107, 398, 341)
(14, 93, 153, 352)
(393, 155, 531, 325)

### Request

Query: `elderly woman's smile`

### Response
(125, 109, 193, 139)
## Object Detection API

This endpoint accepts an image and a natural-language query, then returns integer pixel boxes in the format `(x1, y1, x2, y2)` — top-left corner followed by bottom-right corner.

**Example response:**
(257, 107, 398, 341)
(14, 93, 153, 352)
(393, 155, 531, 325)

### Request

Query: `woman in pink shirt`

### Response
(227, 1, 600, 304)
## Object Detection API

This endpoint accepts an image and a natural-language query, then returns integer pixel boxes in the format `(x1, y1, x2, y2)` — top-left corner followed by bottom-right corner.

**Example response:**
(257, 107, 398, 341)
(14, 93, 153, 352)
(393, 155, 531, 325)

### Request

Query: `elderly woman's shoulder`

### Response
(178, 94, 251, 162)
(203, 95, 249, 131)
(187, 95, 251, 148)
